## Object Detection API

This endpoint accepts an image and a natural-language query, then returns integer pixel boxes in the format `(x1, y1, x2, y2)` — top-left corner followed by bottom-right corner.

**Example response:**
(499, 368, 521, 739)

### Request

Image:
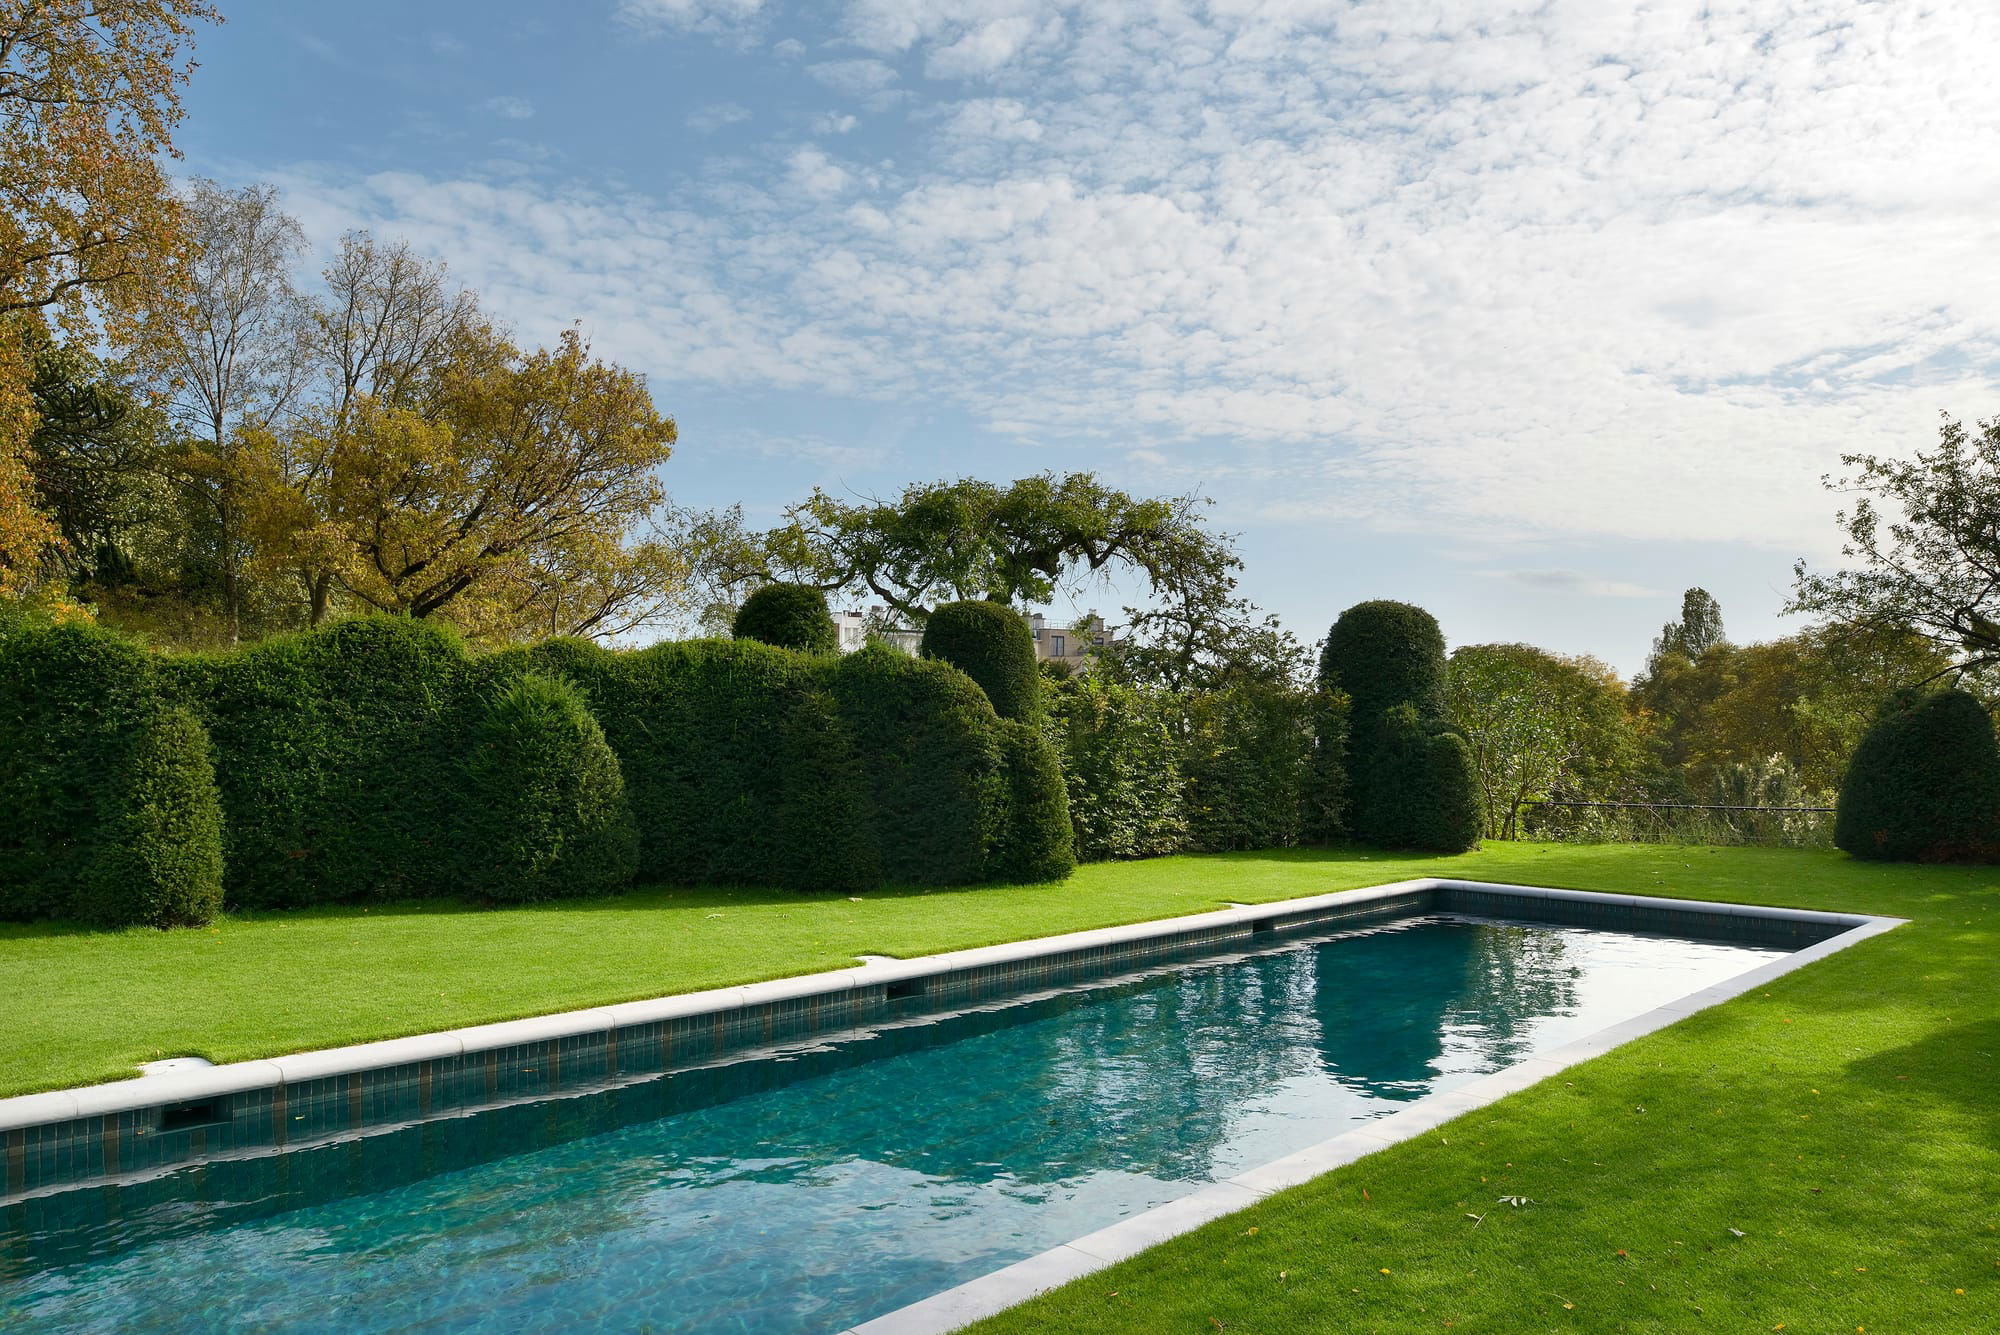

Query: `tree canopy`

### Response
(1791, 414, 2000, 676)
(762, 472, 1227, 623)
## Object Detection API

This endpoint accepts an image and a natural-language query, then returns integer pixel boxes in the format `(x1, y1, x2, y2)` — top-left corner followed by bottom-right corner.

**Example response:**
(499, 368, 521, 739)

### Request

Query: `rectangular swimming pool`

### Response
(0, 899, 1838, 1334)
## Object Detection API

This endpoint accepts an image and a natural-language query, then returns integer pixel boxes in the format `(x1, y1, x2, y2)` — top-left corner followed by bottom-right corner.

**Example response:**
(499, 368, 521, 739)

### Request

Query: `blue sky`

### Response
(176, 1, 2000, 673)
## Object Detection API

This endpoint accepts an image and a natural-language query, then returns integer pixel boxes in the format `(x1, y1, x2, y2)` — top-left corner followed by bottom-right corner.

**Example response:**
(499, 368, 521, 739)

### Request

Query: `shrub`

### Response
(1835, 688, 2000, 862)
(1354, 704, 1484, 852)
(164, 616, 481, 908)
(461, 673, 639, 902)
(82, 706, 226, 928)
(1319, 600, 1476, 853)
(919, 599, 1043, 724)
(1181, 683, 1316, 853)
(1301, 688, 1352, 842)
(1319, 600, 1449, 723)
(989, 719, 1078, 882)
(0, 622, 225, 927)
(826, 643, 1006, 884)
(1045, 678, 1187, 859)
(732, 583, 838, 654)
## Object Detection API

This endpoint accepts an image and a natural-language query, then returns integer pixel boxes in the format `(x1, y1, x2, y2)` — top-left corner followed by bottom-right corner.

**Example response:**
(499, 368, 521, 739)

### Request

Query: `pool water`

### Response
(0, 915, 1786, 1333)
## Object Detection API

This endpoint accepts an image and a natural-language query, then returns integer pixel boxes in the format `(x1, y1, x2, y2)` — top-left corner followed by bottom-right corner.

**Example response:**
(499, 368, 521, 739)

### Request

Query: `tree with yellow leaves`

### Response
(245, 326, 681, 641)
(0, 0, 218, 594)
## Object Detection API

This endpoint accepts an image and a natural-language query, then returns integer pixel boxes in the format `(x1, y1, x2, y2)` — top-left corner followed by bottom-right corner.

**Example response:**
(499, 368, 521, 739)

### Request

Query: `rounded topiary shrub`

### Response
(919, 599, 1042, 723)
(0, 621, 228, 926)
(987, 718, 1077, 883)
(1318, 600, 1449, 722)
(1835, 687, 2000, 862)
(1353, 704, 1483, 852)
(462, 672, 639, 902)
(732, 582, 838, 654)
(82, 705, 226, 928)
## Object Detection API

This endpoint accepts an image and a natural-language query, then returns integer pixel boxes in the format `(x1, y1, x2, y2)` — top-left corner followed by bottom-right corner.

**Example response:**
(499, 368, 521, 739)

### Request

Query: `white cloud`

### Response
(787, 146, 854, 197)
(812, 111, 860, 135)
(686, 102, 753, 133)
(480, 95, 534, 120)
(806, 58, 900, 96)
(615, 0, 766, 36)
(296, 0, 2000, 560)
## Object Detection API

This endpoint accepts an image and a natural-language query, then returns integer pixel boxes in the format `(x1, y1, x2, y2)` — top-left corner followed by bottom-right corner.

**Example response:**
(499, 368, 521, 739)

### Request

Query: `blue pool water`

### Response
(0, 915, 1786, 1333)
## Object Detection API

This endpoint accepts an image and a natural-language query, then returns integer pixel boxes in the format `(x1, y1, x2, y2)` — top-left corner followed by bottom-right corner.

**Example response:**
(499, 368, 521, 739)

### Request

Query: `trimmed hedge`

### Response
(732, 582, 838, 654)
(462, 673, 639, 902)
(1181, 684, 1317, 853)
(1354, 703, 1485, 852)
(163, 617, 485, 908)
(1319, 600, 1449, 723)
(1319, 600, 1480, 853)
(1835, 687, 2000, 862)
(0, 614, 1074, 923)
(0, 621, 225, 927)
(920, 599, 1043, 724)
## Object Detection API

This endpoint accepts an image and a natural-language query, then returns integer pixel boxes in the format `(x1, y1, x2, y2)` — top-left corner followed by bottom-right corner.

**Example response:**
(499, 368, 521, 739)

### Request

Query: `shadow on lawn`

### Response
(1847, 1017, 2000, 1150)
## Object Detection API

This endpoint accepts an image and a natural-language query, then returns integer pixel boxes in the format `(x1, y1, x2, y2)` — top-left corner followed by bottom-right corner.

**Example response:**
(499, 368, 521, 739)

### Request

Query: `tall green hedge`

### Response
(1319, 600, 1480, 853)
(0, 615, 1074, 923)
(0, 621, 224, 927)
(1045, 678, 1188, 859)
(732, 582, 838, 654)
(1835, 688, 2000, 862)
(462, 673, 639, 902)
(163, 617, 486, 908)
(919, 599, 1043, 724)
(1044, 677, 1335, 860)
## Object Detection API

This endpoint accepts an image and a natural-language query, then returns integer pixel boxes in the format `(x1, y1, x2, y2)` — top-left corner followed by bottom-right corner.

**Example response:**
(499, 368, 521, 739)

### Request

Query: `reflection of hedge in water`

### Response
(1313, 920, 1480, 1093)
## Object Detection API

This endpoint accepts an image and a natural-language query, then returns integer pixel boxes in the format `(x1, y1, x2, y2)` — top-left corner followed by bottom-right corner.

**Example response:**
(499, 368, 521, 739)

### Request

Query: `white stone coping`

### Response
(0, 876, 1890, 1147)
(841, 888, 1904, 1335)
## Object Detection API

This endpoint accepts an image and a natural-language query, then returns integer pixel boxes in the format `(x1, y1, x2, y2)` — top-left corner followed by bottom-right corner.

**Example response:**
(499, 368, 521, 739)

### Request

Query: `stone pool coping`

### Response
(842, 881, 1904, 1335)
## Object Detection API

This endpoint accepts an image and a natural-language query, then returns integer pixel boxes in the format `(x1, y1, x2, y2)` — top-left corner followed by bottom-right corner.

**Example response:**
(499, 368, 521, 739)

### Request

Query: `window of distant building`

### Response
(1052, 635, 1065, 656)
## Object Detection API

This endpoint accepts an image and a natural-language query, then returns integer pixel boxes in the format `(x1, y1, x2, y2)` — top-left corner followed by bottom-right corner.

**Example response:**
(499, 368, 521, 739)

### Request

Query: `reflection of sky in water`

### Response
(1, 917, 1786, 1335)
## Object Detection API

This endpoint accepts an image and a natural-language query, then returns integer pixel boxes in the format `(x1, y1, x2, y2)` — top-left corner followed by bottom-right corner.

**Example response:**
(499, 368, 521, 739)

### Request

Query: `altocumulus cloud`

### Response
(279, 0, 2000, 559)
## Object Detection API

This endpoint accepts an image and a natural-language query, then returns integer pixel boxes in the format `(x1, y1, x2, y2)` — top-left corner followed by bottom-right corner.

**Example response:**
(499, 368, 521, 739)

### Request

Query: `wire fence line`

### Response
(1517, 798, 1837, 849)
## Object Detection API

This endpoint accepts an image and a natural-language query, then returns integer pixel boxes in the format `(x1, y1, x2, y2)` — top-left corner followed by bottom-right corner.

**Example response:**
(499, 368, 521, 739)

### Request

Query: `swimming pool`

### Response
(1, 908, 1799, 1334)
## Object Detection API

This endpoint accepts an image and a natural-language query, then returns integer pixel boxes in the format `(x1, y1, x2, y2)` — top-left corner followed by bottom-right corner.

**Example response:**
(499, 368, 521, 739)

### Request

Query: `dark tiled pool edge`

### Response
(844, 881, 1905, 1335)
(0, 879, 1891, 1220)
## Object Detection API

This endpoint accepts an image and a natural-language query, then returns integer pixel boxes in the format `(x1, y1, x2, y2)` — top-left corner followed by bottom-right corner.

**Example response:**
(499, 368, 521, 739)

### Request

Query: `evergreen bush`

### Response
(1181, 683, 1316, 853)
(0, 622, 225, 927)
(1319, 601, 1479, 853)
(1835, 687, 2000, 862)
(1318, 600, 1449, 722)
(164, 616, 481, 908)
(1045, 678, 1187, 859)
(919, 599, 1043, 724)
(82, 705, 226, 927)
(989, 719, 1078, 882)
(1354, 704, 1484, 852)
(462, 673, 639, 902)
(731, 582, 839, 654)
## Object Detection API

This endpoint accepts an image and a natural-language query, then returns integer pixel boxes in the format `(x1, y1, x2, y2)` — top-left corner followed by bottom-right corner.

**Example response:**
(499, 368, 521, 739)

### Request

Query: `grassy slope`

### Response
(1, 843, 1994, 1328)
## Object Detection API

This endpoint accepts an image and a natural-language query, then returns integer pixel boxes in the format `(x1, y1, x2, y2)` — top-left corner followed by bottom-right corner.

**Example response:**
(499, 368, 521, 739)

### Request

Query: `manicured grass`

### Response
(964, 845, 2000, 1335)
(3, 845, 1996, 1331)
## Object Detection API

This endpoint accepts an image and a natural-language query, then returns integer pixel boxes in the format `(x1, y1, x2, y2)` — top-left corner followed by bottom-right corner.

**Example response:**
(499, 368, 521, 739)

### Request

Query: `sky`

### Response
(175, 0, 2000, 675)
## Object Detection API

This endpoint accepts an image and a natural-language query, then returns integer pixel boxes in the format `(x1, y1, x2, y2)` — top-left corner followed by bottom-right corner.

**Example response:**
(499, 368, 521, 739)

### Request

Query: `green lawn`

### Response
(3, 843, 1996, 1330)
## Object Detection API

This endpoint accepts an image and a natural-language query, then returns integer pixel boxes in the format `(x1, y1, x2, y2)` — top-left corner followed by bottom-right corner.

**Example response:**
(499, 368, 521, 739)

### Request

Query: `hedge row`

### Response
(0, 616, 1075, 927)
(0, 621, 224, 928)
(1045, 677, 1336, 860)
